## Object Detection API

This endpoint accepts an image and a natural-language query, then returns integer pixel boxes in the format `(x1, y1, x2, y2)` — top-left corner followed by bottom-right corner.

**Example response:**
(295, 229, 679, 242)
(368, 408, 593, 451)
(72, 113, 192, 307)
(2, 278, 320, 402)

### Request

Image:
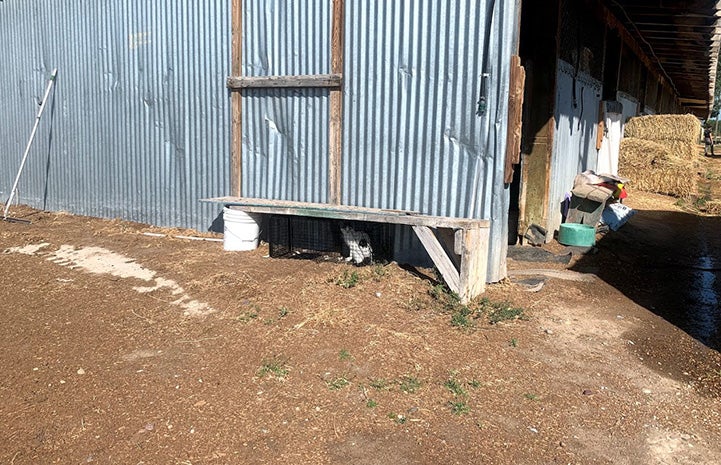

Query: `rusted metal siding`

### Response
(0, 1, 231, 230)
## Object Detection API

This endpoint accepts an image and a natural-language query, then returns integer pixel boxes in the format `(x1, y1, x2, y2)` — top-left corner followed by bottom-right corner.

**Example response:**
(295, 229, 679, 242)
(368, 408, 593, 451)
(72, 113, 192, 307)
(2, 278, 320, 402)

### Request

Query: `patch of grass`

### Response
(388, 412, 407, 424)
(404, 297, 427, 312)
(478, 298, 525, 324)
(327, 376, 350, 390)
(524, 393, 540, 401)
(429, 283, 460, 308)
(450, 305, 475, 328)
(467, 379, 481, 389)
(336, 270, 360, 289)
(257, 358, 289, 379)
(399, 376, 421, 394)
(372, 264, 388, 281)
(236, 311, 259, 323)
(369, 378, 390, 390)
(449, 401, 470, 415)
(339, 349, 352, 361)
(444, 378, 467, 397)
(366, 399, 378, 408)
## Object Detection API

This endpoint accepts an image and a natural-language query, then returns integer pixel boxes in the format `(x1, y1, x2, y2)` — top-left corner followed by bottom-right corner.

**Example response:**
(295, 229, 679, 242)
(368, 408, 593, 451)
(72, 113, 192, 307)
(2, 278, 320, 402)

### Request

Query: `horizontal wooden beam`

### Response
(201, 197, 489, 230)
(227, 74, 342, 89)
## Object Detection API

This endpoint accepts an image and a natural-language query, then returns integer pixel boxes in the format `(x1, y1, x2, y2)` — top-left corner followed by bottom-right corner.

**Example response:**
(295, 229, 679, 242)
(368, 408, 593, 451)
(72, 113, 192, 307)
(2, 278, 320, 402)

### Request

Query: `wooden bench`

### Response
(202, 197, 490, 304)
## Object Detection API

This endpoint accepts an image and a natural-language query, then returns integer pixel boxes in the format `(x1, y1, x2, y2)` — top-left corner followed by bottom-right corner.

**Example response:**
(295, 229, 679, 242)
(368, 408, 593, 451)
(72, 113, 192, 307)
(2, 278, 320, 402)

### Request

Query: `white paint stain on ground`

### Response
(3, 243, 214, 317)
(3, 243, 51, 255)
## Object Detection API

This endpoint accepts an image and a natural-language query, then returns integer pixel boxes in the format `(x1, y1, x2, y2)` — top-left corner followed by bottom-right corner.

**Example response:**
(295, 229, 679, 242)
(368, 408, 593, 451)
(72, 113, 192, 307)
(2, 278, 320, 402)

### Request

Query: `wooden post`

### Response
(596, 101, 605, 150)
(504, 55, 525, 184)
(329, 0, 344, 204)
(458, 227, 489, 303)
(230, 0, 243, 197)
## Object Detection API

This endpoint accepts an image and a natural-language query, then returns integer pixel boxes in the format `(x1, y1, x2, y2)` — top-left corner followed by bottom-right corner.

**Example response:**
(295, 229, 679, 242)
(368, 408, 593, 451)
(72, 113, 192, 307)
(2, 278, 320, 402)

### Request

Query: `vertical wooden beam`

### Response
(458, 227, 489, 304)
(596, 100, 605, 150)
(329, 0, 344, 204)
(230, 0, 243, 197)
(504, 55, 526, 184)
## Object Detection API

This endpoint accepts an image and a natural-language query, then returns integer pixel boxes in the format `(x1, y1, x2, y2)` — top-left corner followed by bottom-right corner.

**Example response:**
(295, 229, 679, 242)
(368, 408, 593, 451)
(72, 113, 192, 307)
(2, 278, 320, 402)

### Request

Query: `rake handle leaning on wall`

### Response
(3, 68, 58, 220)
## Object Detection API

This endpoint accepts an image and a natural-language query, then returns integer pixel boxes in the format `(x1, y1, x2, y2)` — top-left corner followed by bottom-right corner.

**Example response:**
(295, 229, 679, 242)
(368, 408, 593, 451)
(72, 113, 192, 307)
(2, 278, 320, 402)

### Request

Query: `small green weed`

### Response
(404, 296, 426, 312)
(509, 338, 518, 347)
(399, 376, 421, 394)
(449, 401, 470, 415)
(524, 393, 540, 401)
(695, 195, 711, 210)
(278, 306, 290, 318)
(450, 305, 475, 328)
(257, 358, 289, 379)
(388, 412, 407, 424)
(372, 264, 388, 281)
(429, 283, 460, 308)
(339, 349, 352, 361)
(236, 311, 258, 323)
(370, 378, 390, 390)
(467, 379, 481, 389)
(478, 298, 525, 324)
(336, 270, 360, 289)
(366, 399, 378, 408)
(444, 378, 467, 397)
(327, 376, 350, 390)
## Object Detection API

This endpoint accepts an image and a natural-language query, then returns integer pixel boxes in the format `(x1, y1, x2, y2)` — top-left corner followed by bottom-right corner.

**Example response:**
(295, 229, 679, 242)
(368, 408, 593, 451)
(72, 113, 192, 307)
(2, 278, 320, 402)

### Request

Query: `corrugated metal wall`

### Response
(240, 0, 519, 281)
(0, 1, 230, 230)
(549, 60, 602, 235)
(241, 0, 331, 203)
(617, 92, 639, 125)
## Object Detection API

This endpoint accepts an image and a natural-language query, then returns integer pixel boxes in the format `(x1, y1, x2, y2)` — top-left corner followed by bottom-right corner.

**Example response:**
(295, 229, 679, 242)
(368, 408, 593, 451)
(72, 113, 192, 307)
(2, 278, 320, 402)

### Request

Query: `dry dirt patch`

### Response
(0, 201, 720, 464)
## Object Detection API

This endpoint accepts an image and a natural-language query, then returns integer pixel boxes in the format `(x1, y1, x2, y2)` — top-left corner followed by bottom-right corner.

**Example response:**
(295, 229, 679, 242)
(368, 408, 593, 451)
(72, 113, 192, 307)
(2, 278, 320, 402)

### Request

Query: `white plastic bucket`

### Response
(223, 207, 261, 251)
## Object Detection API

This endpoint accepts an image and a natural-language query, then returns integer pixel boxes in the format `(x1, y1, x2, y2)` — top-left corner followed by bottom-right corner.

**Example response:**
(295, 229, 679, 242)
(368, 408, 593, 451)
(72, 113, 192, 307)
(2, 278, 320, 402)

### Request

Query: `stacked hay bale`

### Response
(619, 114, 701, 197)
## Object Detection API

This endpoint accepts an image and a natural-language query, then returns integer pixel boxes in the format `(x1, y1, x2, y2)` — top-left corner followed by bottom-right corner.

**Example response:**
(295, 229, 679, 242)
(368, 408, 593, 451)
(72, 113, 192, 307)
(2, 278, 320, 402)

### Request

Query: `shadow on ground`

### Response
(571, 209, 721, 351)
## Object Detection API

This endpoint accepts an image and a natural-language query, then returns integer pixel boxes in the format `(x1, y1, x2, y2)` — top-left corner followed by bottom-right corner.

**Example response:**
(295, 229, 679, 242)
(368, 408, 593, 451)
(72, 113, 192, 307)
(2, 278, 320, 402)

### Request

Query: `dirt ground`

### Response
(2, 157, 721, 464)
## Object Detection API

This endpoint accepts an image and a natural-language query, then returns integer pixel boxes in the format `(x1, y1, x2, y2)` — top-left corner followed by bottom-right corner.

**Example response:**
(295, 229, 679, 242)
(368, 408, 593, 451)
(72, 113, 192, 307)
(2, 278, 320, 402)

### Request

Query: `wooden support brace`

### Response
(412, 226, 489, 304)
(412, 226, 460, 295)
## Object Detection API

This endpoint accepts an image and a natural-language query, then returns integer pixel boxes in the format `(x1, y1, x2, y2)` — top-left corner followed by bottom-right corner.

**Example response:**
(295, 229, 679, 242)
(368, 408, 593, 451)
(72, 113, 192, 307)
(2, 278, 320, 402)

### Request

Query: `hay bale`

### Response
(619, 137, 696, 197)
(624, 114, 701, 143)
(705, 200, 721, 216)
(656, 139, 700, 160)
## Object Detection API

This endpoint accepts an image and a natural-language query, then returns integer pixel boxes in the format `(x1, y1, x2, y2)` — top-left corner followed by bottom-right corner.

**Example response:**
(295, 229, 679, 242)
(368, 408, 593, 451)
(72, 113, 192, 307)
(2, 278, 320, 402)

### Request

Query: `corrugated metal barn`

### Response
(1, 0, 720, 300)
(0, 0, 231, 229)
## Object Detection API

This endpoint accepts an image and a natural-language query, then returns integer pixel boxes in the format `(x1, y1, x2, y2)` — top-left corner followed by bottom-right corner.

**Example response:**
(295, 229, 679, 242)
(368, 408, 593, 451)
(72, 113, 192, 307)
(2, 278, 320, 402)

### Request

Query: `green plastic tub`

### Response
(558, 223, 596, 247)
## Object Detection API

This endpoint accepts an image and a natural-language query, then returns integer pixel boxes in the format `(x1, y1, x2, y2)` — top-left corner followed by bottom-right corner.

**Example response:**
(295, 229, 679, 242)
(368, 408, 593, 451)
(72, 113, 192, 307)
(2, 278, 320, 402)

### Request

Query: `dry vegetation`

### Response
(620, 114, 702, 198)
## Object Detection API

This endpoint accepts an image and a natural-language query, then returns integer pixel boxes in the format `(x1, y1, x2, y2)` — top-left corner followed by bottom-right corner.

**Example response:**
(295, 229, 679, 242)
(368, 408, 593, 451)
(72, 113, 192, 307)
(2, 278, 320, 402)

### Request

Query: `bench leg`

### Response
(412, 225, 489, 304)
(412, 225, 460, 294)
(458, 227, 489, 304)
